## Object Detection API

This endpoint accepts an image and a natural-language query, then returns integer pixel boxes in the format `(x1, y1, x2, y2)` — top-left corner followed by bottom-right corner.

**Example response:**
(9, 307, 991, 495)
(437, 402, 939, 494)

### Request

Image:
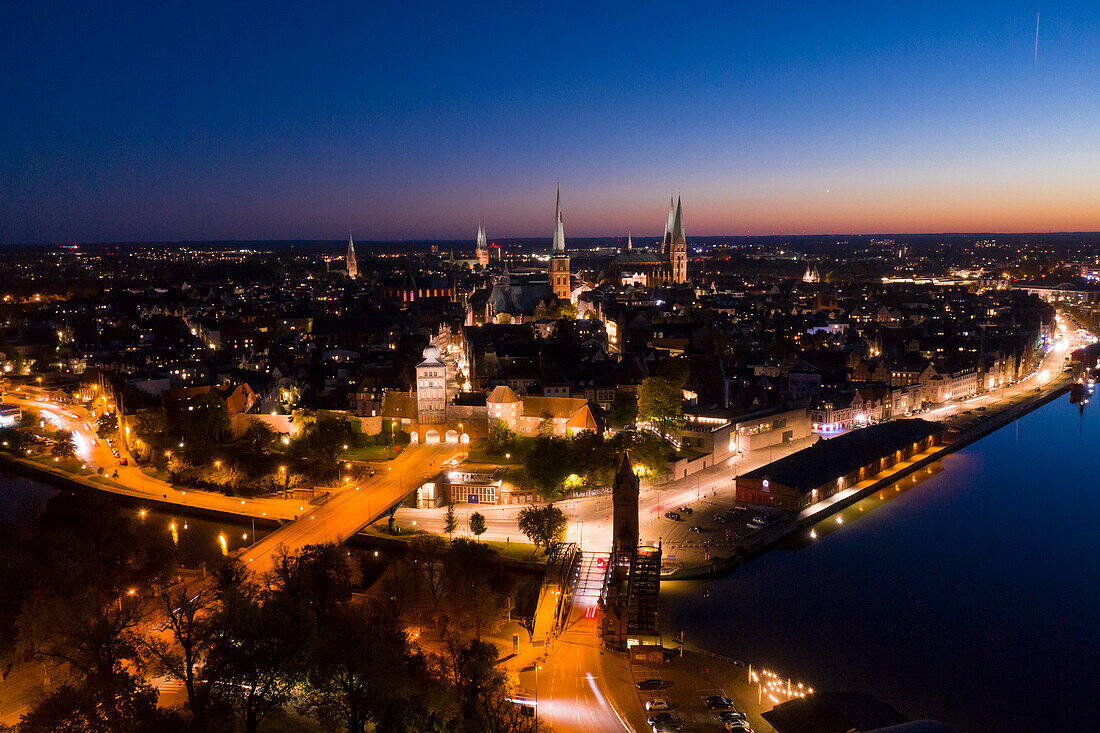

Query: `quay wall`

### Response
(663, 379, 1073, 580)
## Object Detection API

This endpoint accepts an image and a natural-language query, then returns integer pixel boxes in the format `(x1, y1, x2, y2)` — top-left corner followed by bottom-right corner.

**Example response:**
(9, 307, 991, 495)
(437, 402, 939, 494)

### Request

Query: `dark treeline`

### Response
(0, 491, 544, 733)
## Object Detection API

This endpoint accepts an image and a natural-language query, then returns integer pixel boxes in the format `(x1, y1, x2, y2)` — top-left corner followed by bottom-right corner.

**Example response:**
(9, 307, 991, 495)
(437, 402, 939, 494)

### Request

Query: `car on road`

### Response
(636, 679, 667, 690)
(645, 698, 670, 711)
(664, 512, 682, 521)
(647, 712, 681, 726)
(688, 525, 703, 533)
(704, 695, 735, 710)
(650, 719, 684, 733)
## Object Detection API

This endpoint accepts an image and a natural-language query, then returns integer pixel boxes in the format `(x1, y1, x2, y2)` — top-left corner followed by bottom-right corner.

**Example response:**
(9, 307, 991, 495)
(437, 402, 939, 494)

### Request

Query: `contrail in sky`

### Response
(1035, 11, 1040, 66)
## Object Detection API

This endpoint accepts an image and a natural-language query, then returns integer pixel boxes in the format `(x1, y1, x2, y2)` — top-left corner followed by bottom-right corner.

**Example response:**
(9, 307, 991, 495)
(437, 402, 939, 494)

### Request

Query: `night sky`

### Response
(3, 2, 1099, 243)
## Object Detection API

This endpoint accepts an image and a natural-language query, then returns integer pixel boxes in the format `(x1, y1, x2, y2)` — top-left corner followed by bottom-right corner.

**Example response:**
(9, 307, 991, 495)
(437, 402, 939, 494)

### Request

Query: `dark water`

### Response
(661, 395, 1100, 733)
(0, 472, 275, 567)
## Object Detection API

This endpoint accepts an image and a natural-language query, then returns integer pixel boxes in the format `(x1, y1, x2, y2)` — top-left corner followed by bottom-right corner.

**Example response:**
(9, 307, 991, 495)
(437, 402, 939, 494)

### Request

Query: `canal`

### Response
(661, 393, 1100, 732)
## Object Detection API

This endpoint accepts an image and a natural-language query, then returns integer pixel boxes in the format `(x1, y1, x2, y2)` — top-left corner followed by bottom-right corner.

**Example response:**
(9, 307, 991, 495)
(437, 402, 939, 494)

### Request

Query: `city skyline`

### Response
(3, 2, 1100, 243)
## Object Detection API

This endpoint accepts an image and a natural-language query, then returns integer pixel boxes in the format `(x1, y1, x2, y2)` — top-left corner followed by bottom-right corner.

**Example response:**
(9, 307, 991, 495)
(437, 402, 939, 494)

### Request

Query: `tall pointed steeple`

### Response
(668, 196, 687, 284)
(475, 222, 489, 267)
(552, 186, 566, 254)
(549, 187, 570, 299)
(346, 235, 358, 278)
(671, 196, 686, 244)
(663, 195, 675, 248)
(626, 232, 633, 252)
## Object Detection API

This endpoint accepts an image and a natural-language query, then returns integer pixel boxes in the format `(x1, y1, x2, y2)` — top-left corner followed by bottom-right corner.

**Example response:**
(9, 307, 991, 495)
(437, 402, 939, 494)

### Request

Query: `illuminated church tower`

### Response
(475, 223, 489, 267)
(669, 196, 687, 284)
(346, 235, 358, 278)
(548, 187, 571, 300)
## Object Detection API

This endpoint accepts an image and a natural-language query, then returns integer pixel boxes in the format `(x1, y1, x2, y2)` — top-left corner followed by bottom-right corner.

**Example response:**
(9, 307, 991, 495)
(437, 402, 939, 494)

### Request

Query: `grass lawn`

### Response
(362, 524, 544, 564)
(464, 438, 526, 466)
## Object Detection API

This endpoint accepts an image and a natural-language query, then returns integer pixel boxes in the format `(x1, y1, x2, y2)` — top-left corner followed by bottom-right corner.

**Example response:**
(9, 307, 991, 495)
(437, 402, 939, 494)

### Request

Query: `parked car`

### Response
(677, 506, 693, 514)
(645, 698, 670, 711)
(688, 525, 703, 533)
(636, 679, 666, 690)
(704, 695, 734, 710)
(713, 514, 727, 522)
(664, 512, 682, 521)
(719, 711, 747, 724)
(647, 712, 681, 726)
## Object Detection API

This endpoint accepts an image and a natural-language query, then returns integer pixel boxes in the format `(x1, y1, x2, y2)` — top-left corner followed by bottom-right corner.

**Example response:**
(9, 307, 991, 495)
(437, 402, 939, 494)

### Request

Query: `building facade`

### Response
(415, 346, 446, 424)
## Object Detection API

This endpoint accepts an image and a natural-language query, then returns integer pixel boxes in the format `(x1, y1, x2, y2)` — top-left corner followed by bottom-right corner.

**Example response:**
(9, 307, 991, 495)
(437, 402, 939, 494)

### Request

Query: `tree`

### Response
(95, 413, 118, 440)
(440, 540, 513, 640)
(445, 639, 545, 733)
(178, 393, 231, 447)
(140, 584, 218, 732)
(269, 543, 356, 621)
(519, 437, 572, 499)
(19, 671, 185, 733)
(408, 534, 448, 619)
(485, 421, 515, 455)
(50, 430, 76, 458)
(517, 504, 567, 552)
(242, 419, 277, 456)
(300, 602, 448, 733)
(637, 375, 685, 439)
(607, 391, 638, 428)
(468, 512, 486, 541)
(444, 502, 458, 538)
(294, 413, 354, 464)
(205, 576, 314, 733)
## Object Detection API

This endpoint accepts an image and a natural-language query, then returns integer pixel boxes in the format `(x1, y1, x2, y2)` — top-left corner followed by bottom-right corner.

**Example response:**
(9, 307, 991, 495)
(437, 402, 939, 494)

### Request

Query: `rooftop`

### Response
(742, 419, 944, 494)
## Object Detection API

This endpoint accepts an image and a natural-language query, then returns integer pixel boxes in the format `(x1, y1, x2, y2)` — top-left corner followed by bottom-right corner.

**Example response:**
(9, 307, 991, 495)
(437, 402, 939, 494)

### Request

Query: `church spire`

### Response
(671, 196, 686, 244)
(346, 234, 357, 278)
(626, 231, 632, 252)
(552, 186, 565, 254)
(663, 195, 675, 246)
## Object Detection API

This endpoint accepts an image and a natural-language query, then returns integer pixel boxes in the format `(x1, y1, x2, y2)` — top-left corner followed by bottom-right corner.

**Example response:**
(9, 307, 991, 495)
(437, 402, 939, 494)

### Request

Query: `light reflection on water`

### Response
(661, 396, 1100, 733)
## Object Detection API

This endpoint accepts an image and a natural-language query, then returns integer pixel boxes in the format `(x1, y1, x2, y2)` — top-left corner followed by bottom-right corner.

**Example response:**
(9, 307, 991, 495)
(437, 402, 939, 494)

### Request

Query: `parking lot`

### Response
(656, 498, 785, 550)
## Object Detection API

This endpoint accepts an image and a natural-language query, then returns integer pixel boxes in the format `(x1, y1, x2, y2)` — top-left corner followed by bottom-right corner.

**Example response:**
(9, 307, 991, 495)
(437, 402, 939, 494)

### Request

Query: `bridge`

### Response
(5, 389, 459, 576)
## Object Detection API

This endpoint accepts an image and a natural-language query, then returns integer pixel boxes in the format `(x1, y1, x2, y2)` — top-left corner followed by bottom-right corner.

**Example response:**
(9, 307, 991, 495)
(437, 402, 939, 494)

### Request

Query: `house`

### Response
(485, 385, 597, 437)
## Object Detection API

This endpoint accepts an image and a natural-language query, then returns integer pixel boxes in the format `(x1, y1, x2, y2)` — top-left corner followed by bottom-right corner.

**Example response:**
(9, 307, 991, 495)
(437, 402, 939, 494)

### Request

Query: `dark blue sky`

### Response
(3, 2, 1098, 243)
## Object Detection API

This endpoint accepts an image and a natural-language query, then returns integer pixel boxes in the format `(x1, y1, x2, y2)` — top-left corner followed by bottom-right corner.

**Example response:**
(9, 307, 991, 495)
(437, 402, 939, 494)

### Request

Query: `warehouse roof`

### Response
(742, 419, 944, 494)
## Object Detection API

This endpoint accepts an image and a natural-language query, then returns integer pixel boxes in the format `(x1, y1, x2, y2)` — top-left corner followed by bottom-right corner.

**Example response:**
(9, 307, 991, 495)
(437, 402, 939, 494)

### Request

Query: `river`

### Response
(661, 393, 1100, 732)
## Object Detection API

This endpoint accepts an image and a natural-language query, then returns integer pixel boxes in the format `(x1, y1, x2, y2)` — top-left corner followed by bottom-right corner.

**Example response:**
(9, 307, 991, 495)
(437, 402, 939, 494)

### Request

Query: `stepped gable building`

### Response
(548, 187, 572, 300)
(346, 235, 357, 278)
(605, 196, 689, 286)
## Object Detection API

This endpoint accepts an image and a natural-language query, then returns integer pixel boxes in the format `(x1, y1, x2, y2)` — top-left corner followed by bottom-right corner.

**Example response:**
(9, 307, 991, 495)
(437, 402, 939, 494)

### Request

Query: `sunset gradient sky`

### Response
(3, 2, 1099, 243)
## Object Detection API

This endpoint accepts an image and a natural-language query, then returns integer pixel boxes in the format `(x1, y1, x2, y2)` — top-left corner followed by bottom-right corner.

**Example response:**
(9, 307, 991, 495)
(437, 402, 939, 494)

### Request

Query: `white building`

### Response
(415, 346, 447, 424)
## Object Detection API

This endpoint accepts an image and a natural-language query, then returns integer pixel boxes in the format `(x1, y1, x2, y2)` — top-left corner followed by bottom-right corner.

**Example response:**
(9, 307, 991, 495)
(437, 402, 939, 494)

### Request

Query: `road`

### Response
(6, 389, 461, 577)
(237, 439, 460, 575)
(516, 552, 631, 733)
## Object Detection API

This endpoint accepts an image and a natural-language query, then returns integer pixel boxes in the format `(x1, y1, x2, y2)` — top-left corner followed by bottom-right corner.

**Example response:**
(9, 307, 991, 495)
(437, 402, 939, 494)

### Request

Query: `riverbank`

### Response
(663, 376, 1073, 580)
